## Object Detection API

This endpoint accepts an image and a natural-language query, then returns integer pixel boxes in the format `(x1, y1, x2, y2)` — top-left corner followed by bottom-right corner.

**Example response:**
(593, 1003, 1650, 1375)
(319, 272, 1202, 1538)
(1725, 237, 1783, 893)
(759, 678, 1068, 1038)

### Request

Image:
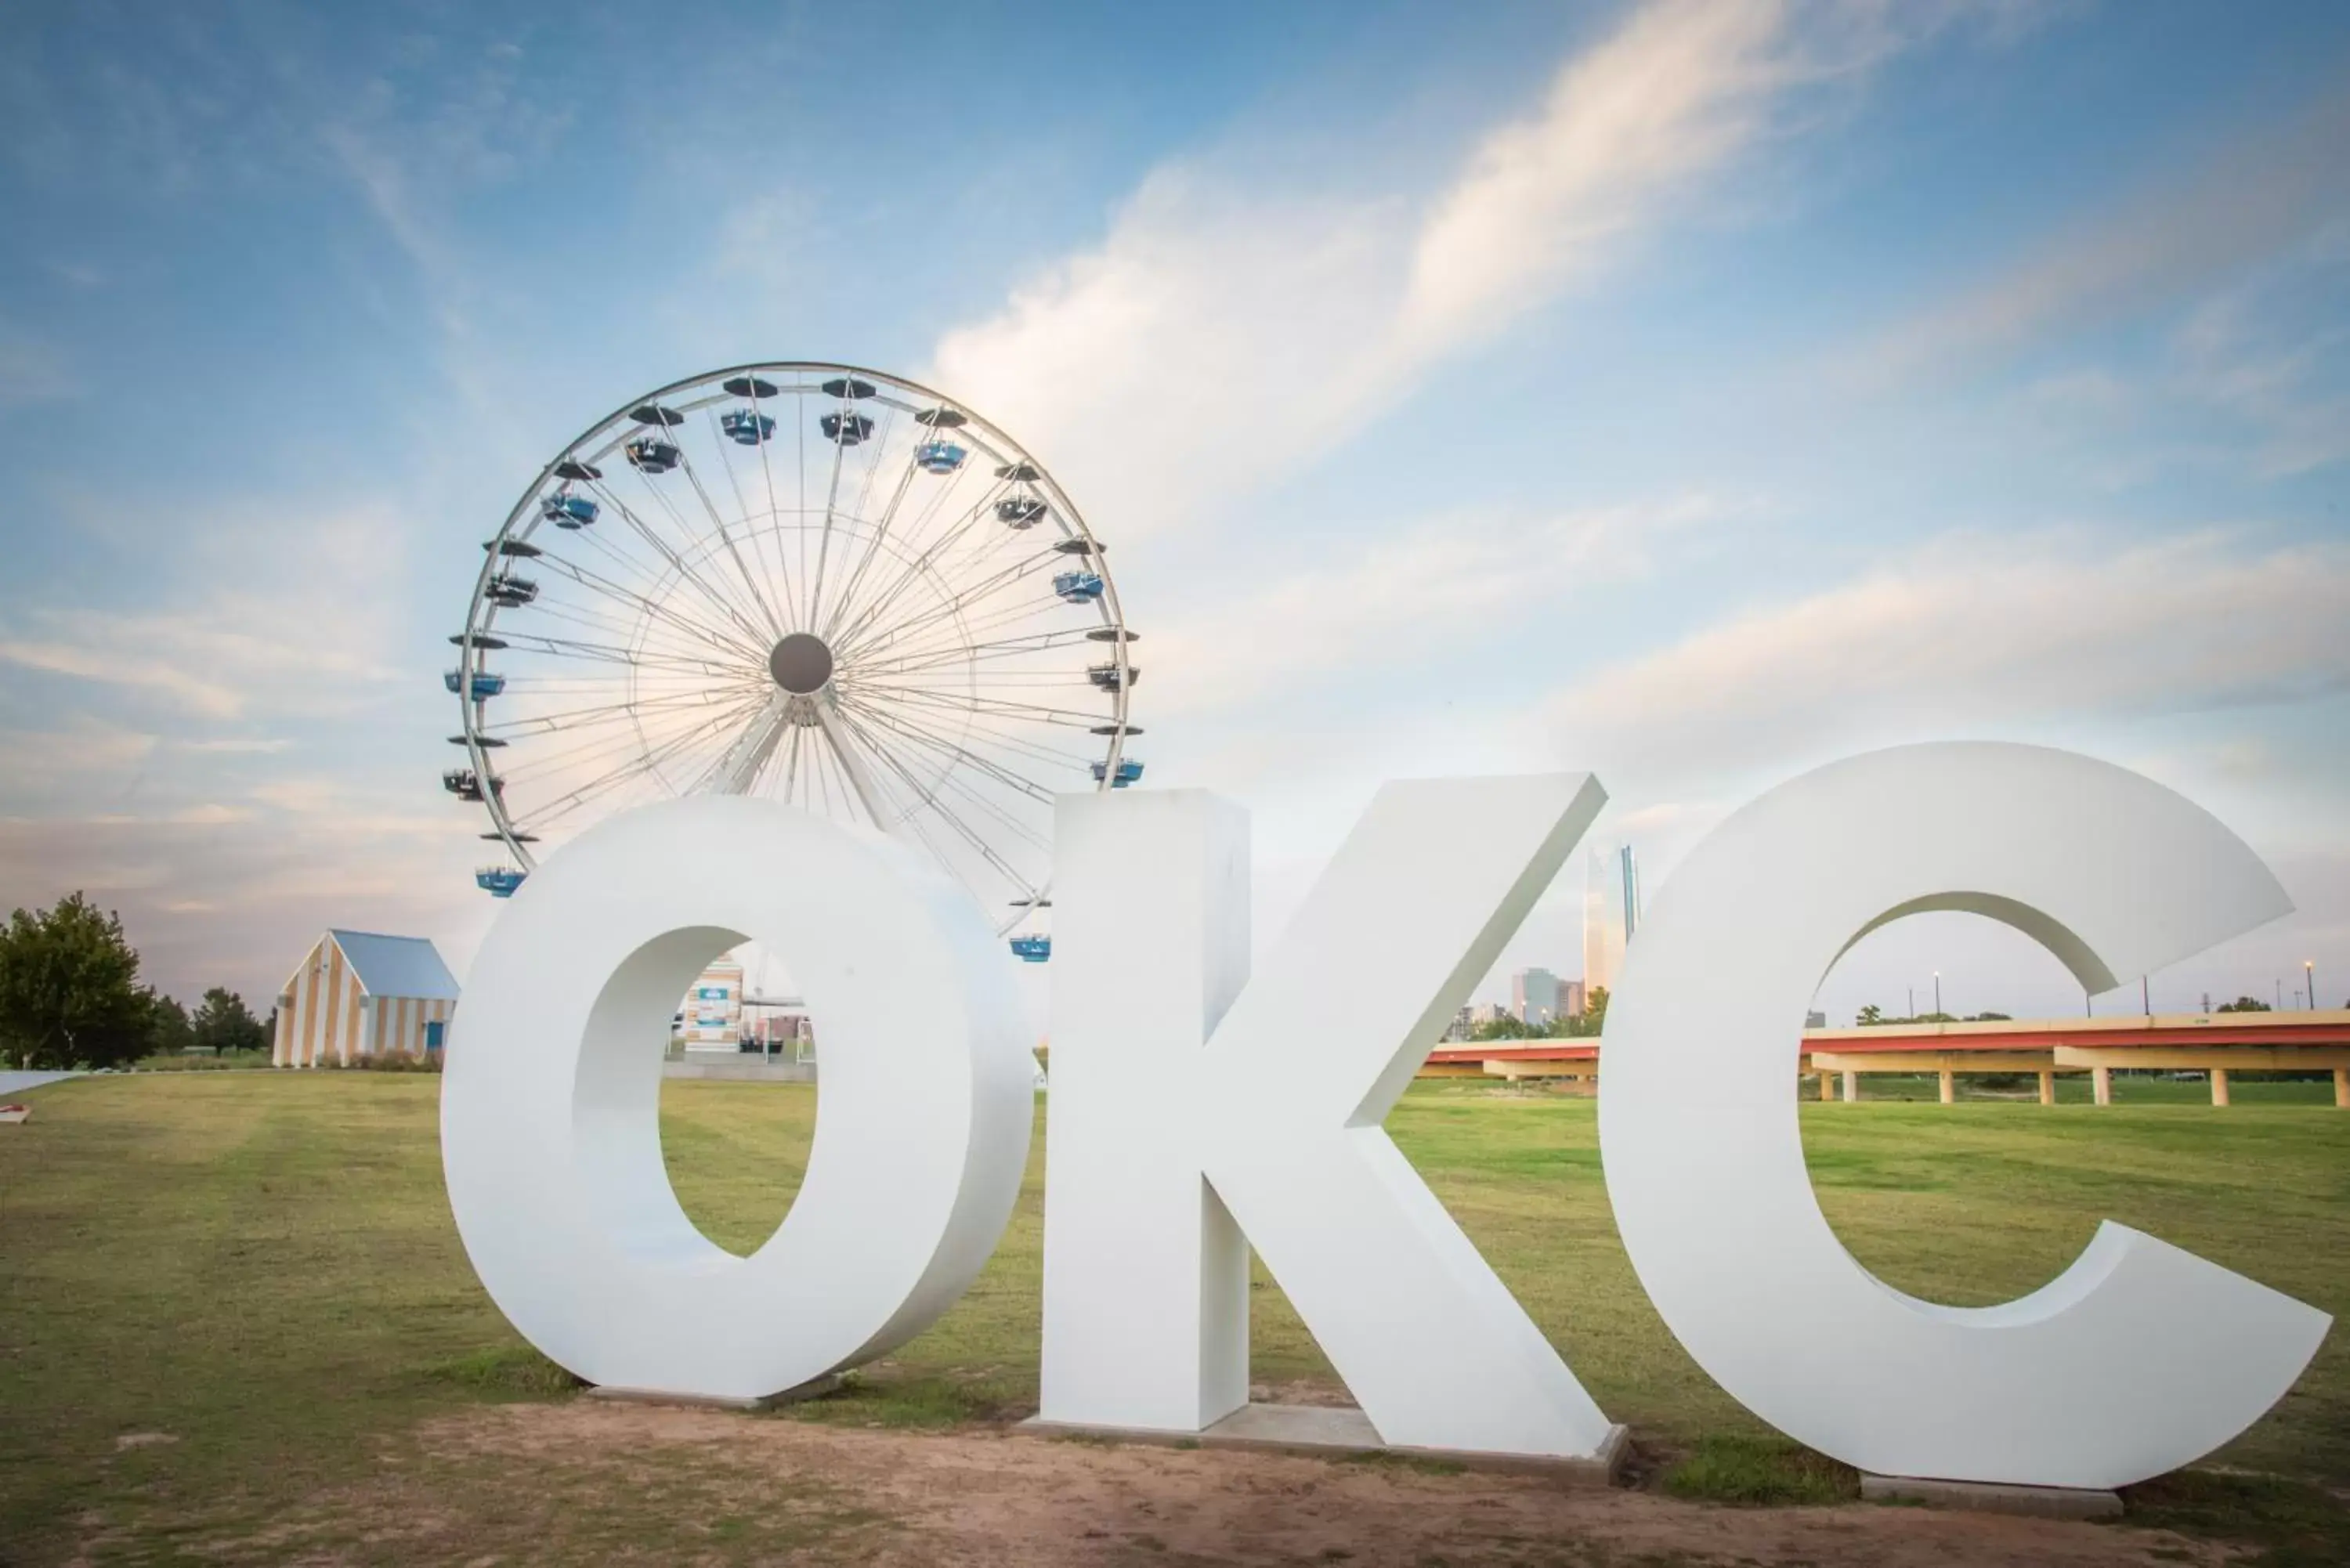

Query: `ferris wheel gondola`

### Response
(445, 362, 1137, 948)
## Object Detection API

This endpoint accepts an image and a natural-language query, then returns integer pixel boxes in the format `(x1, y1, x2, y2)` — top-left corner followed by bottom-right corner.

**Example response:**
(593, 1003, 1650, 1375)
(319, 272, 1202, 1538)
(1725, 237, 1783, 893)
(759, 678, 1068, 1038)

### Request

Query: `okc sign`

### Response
(441, 742, 2331, 1490)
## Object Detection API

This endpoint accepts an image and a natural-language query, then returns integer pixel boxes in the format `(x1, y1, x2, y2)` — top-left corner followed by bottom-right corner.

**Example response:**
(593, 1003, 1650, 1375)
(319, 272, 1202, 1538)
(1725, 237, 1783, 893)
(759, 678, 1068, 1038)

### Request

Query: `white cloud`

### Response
(929, 0, 1946, 540)
(1538, 529, 2350, 780)
(0, 500, 411, 721)
(1397, 0, 1791, 350)
(1144, 493, 1734, 717)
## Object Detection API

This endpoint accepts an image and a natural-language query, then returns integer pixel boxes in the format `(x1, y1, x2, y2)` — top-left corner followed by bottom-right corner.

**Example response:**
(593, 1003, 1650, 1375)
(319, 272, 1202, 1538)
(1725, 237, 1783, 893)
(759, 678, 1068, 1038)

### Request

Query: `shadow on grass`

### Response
(2123, 1470, 2350, 1566)
(1657, 1435, 1858, 1506)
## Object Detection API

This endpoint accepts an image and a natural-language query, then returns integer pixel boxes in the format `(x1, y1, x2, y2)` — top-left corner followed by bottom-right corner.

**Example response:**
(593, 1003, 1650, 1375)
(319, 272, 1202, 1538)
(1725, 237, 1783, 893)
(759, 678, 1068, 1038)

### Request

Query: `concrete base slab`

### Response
(1860, 1473, 2122, 1520)
(584, 1373, 842, 1412)
(1019, 1403, 1630, 1486)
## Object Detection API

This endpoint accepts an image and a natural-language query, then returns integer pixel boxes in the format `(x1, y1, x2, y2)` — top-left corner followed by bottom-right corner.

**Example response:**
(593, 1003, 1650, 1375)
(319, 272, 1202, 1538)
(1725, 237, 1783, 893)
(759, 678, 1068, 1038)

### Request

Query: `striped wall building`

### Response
(273, 929, 461, 1068)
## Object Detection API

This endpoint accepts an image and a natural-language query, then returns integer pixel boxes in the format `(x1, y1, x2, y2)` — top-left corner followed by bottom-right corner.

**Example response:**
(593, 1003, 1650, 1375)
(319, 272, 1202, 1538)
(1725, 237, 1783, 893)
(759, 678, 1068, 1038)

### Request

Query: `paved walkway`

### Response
(0, 1071, 82, 1096)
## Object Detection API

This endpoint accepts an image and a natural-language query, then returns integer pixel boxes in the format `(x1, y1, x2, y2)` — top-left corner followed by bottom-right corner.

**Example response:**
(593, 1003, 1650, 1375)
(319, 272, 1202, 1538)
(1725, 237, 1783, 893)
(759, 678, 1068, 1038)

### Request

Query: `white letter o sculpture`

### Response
(442, 796, 1036, 1400)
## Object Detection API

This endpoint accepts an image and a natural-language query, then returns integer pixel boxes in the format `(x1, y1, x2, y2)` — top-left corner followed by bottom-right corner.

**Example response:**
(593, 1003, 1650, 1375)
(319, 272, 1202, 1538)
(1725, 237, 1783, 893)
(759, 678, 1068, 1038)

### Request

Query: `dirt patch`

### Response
(338, 1399, 2229, 1568)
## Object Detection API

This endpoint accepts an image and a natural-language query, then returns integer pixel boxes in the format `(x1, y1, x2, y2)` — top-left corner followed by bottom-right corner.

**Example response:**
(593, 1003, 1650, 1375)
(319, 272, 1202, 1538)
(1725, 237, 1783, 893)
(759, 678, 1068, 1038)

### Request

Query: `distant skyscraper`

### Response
(1513, 967, 1560, 1028)
(1560, 979, 1586, 1026)
(1583, 842, 1641, 995)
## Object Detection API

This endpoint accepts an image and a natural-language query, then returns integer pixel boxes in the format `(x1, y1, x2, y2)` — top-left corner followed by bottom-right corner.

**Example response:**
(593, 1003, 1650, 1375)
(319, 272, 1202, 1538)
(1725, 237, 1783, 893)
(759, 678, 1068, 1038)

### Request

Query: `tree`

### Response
(1856, 1003, 1885, 1026)
(190, 988, 268, 1057)
(2215, 996, 2271, 1013)
(150, 993, 193, 1056)
(1582, 985, 1609, 1035)
(1472, 1013, 1529, 1042)
(0, 893, 156, 1070)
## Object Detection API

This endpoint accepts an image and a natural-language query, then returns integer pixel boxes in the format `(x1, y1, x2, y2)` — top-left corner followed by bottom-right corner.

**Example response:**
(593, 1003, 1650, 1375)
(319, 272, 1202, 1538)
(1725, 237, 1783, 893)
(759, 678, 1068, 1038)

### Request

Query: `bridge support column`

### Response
(1817, 1071, 1834, 1103)
(2092, 1066, 2113, 1107)
(1938, 1068, 1954, 1105)
(1841, 1070, 1858, 1104)
(2210, 1068, 2230, 1107)
(2037, 1070, 2055, 1106)
(2336, 1068, 2348, 1109)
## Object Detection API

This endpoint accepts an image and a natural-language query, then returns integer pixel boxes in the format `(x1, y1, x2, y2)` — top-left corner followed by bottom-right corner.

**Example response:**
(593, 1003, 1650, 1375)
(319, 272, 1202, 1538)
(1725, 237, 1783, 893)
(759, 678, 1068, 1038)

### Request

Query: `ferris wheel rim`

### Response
(451, 361, 1134, 936)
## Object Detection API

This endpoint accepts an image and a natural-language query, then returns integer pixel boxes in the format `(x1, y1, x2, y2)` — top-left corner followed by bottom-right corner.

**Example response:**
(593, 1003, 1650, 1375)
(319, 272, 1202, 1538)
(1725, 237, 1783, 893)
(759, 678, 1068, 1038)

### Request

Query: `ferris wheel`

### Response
(443, 363, 1140, 959)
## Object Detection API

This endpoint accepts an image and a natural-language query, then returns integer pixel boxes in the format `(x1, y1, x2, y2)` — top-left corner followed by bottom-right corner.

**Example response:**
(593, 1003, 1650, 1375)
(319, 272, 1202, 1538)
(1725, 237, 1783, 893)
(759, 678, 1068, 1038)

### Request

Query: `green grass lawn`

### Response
(2, 1071, 2345, 1562)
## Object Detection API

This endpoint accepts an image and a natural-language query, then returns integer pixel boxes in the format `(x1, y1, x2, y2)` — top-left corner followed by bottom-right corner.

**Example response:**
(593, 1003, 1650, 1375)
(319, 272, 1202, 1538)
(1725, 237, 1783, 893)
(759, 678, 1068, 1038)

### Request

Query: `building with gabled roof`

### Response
(272, 929, 461, 1068)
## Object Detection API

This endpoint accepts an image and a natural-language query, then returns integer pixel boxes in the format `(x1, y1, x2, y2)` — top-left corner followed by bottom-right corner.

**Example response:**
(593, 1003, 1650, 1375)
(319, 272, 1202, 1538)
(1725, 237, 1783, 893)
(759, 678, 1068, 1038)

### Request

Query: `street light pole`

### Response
(2308, 960, 2318, 1012)
(1933, 971, 1942, 1017)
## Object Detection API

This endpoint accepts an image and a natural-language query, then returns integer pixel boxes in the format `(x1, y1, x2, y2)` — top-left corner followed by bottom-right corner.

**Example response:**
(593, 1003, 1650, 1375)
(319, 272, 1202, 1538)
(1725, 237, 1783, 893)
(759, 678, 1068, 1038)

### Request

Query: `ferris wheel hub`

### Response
(767, 631, 836, 695)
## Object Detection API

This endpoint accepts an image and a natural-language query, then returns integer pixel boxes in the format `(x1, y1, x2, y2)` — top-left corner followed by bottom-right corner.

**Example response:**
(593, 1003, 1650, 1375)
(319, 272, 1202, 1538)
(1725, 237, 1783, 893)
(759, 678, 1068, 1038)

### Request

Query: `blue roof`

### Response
(327, 930, 461, 1001)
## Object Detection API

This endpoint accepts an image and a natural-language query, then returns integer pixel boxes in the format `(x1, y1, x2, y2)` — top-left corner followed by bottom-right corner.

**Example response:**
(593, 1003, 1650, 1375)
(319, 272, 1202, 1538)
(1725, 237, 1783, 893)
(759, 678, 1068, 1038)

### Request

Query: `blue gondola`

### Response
(1091, 758, 1144, 787)
(443, 670, 506, 699)
(476, 867, 526, 898)
(1087, 662, 1138, 692)
(542, 493, 599, 528)
(1054, 570, 1104, 603)
(997, 497, 1047, 528)
(627, 438, 681, 473)
(721, 410, 776, 446)
(1009, 934, 1052, 963)
(821, 411, 874, 446)
(915, 439, 967, 474)
(487, 574, 537, 608)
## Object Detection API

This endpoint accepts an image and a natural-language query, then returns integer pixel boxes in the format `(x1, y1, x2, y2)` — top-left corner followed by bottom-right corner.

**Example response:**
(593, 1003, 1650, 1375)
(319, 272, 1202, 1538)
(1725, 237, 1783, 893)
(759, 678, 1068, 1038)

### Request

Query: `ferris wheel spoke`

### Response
(522, 688, 772, 829)
(490, 631, 755, 678)
(832, 703, 1047, 901)
(819, 409, 924, 636)
(584, 477, 776, 652)
(804, 406, 852, 632)
(819, 443, 965, 648)
(848, 627, 1108, 682)
(697, 692, 792, 796)
(481, 684, 768, 740)
(522, 585, 756, 668)
(835, 693, 1056, 805)
(827, 478, 1022, 654)
(538, 522, 771, 663)
(672, 422, 787, 641)
(740, 378, 804, 635)
(862, 685, 1120, 728)
(834, 551, 1064, 667)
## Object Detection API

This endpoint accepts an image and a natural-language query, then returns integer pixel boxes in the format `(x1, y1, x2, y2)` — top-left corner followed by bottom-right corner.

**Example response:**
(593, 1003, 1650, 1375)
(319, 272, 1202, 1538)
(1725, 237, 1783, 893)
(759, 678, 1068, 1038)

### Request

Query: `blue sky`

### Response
(2, 0, 2346, 1022)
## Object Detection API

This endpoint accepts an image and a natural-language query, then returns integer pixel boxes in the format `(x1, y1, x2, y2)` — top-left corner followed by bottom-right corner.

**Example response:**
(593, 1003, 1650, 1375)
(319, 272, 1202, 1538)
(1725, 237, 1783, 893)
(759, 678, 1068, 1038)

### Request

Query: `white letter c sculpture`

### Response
(1600, 742, 2331, 1489)
(442, 796, 1035, 1401)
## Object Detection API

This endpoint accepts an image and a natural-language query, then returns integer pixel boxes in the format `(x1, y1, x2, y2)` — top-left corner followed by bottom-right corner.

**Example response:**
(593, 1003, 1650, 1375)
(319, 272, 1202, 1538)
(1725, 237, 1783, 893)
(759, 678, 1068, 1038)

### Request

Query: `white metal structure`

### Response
(447, 363, 1138, 939)
(1040, 777, 1625, 1461)
(1599, 742, 2330, 1489)
(443, 795, 1033, 1399)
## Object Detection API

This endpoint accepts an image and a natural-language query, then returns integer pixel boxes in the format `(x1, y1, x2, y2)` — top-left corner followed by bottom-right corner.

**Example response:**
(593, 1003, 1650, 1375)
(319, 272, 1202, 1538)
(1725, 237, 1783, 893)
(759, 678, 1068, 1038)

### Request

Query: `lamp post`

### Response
(1933, 971, 1942, 1017)
(2308, 960, 2318, 1011)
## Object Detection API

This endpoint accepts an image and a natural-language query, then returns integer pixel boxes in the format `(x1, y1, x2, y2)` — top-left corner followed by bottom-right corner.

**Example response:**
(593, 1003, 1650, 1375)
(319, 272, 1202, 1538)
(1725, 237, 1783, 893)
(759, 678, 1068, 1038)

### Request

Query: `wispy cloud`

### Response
(1538, 529, 2350, 780)
(930, 0, 1961, 539)
(0, 498, 412, 723)
(1846, 75, 2350, 387)
(1146, 492, 1737, 717)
